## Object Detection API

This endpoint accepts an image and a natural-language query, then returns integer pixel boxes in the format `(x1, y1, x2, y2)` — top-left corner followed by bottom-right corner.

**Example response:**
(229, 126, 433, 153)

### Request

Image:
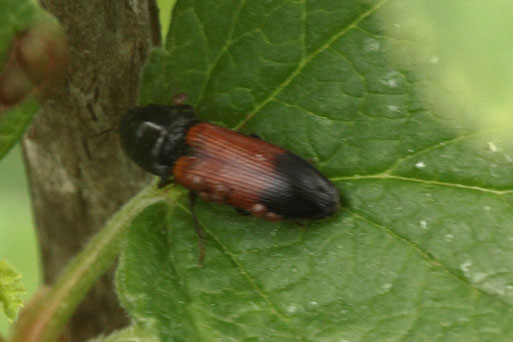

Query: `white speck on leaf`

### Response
(430, 55, 439, 64)
(445, 234, 454, 242)
(472, 272, 487, 283)
(487, 141, 498, 152)
(460, 260, 472, 274)
(287, 305, 298, 313)
(364, 38, 380, 52)
(382, 283, 392, 291)
(387, 104, 400, 112)
(415, 161, 426, 169)
(482, 278, 513, 297)
(380, 71, 401, 88)
(420, 219, 427, 229)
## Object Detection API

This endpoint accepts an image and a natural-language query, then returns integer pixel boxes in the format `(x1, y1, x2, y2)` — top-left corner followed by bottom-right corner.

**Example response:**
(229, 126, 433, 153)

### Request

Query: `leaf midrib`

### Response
(232, 0, 391, 130)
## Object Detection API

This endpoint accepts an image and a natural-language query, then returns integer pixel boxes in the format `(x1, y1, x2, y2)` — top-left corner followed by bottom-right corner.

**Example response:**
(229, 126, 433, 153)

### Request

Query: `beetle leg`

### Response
(249, 133, 261, 139)
(157, 167, 175, 189)
(189, 191, 205, 267)
(235, 207, 251, 216)
(157, 177, 173, 189)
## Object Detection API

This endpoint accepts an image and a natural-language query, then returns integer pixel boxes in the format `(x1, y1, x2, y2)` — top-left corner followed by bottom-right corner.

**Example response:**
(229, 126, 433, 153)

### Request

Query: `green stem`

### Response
(11, 183, 183, 342)
(88, 325, 159, 342)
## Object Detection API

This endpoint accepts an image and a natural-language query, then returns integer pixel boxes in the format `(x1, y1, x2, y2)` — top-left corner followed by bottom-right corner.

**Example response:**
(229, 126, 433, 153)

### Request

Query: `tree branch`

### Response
(22, 1, 158, 340)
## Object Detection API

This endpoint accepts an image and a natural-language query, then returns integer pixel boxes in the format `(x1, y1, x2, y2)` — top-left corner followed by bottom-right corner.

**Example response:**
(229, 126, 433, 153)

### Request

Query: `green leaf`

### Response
(0, 1, 68, 160)
(0, 0, 37, 160)
(0, 0, 39, 160)
(0, 260, 25, 322)
(118, 0, 513, 341)
(0, 98, 39, 160)
(0, 0, 38, 60)
(88, 325, 160, 342)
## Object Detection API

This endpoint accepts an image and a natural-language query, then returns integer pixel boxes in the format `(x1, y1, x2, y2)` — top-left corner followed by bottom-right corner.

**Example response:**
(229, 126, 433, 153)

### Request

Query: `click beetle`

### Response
(120, 102, 340, 221)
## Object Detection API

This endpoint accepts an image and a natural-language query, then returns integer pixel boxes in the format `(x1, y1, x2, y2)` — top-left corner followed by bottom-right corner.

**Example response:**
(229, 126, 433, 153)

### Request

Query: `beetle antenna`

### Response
(86, 127, 118, 139)
(188, 191, 205, 267)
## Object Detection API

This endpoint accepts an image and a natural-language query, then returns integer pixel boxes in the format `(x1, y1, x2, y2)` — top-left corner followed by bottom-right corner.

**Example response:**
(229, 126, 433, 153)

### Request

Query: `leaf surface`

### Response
(118, 1, 513, 341)
(88, 325, 160, 342)
(0, 260, 25, 322)
(0, 0, 66, 160)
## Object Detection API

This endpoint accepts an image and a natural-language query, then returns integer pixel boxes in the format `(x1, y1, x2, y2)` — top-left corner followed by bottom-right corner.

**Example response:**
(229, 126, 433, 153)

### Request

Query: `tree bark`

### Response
(22, 1, 159, 341)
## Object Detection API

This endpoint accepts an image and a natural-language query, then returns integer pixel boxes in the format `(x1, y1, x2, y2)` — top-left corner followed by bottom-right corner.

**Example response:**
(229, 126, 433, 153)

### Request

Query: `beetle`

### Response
(120, 103, 339, 219)
(119, 97, 340, 262)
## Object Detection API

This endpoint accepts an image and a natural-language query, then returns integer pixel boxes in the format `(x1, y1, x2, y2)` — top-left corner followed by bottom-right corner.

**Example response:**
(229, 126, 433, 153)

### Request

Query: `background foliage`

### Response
(0, 148, 39, 334)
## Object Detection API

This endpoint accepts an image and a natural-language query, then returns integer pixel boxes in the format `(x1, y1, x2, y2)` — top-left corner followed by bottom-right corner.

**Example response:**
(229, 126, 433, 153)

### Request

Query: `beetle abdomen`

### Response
(260, 152, 340, 219)
(173, 123, 283, 219)
(173, 123, 339, 220)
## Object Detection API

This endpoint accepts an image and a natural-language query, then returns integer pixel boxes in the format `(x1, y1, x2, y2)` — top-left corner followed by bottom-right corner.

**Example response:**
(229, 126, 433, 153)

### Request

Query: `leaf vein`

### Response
(332, 174, 513, 195)
(196, 216, 303, 340)
(195, 0, 247, 105)
(233, 0, 391, 130)
(382, 129, 500, 175)
(348, 210, 513, 310)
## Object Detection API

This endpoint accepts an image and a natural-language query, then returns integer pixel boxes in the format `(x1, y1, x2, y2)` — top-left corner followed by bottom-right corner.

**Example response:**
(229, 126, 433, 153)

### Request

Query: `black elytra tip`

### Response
(259, 152, 340, 220)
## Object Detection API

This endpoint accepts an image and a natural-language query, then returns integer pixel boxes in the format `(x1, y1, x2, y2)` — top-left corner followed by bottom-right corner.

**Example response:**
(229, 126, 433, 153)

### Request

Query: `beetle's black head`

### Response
(120, 104, 197, 178)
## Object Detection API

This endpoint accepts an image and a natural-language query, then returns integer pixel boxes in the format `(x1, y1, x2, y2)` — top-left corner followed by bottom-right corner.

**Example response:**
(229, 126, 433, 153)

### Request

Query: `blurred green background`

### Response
(385, 0, 513, 131)
(0, 145, 39, 334)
